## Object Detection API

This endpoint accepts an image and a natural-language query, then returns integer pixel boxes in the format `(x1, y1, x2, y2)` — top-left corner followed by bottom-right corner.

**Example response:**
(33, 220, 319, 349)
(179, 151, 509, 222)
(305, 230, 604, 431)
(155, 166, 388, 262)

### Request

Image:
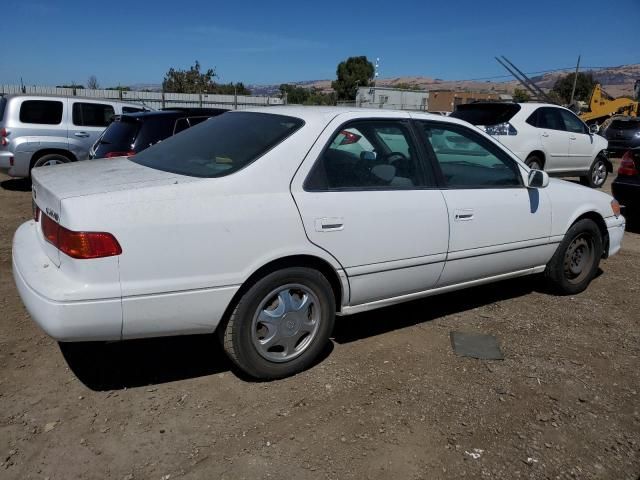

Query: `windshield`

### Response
(131, 112, 304, 178)
(450, 103, 521, 126)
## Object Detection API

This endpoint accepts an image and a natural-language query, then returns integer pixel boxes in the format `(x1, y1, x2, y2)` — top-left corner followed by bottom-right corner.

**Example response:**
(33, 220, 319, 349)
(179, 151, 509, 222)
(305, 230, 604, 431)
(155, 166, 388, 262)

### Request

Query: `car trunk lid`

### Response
(31, 158, 198, 266)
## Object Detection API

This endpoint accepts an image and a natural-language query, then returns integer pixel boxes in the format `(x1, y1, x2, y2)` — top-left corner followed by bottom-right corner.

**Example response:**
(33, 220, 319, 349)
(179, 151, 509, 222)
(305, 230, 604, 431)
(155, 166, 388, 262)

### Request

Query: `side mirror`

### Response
(528, 169, 549, 188)
(589, 124, 599, 134)
(360, 151, 377, 162)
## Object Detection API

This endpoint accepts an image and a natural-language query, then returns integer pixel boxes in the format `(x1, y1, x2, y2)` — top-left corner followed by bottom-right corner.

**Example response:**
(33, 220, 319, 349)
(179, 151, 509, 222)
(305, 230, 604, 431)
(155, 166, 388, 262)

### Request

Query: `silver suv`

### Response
(0, 94, 149, 178)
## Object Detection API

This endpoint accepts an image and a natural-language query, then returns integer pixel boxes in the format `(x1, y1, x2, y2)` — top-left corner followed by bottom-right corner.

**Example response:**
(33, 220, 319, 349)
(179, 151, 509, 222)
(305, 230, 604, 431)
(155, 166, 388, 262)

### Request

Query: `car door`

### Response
(415, 120, 554, 287)
(68, 101, 116, 160)
(291, 114, 449, 306)
(559, 109, 595, 171)
(533, 107, 571, 172)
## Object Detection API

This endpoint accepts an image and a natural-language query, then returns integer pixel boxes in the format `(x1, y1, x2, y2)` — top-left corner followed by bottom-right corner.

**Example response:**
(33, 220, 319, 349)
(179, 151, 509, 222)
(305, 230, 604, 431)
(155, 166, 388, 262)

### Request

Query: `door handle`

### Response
(569, 136, 577, 140)
(74, 132, 90, 138)
(454, 209, 474, 221)
(541, 132, 549, 138)
(315, 217, 344, 232)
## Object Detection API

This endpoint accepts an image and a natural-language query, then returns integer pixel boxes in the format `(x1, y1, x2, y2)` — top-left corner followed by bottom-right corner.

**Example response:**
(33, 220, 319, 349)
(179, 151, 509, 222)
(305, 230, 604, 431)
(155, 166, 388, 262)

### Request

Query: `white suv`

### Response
(451, 102, 610, 188)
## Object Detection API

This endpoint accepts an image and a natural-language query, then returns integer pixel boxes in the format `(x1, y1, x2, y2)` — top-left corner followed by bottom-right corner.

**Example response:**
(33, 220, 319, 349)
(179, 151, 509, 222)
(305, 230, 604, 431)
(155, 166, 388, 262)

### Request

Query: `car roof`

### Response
(1, 93, 145, 108)
(117, 109, 227, 120)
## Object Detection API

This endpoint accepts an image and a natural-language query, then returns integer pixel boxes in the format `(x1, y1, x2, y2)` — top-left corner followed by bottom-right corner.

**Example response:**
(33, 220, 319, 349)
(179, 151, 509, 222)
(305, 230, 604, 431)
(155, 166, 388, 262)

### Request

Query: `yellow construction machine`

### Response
(579, 81, 639, 125)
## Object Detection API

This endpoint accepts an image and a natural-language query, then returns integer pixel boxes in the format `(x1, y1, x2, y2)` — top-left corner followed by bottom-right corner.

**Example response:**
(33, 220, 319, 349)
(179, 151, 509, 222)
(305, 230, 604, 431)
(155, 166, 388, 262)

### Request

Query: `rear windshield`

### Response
(610, 118, 640, 130)
(131, 112, 304, 178)
(450, 103, 521, 126)
(96, 118, 140, 153)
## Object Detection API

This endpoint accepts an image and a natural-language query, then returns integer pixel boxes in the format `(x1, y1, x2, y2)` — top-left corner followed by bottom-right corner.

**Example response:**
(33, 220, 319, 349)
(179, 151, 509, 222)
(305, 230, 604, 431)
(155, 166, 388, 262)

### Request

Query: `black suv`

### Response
(600, 116, 640, 153)
(89, 108, 229, 159)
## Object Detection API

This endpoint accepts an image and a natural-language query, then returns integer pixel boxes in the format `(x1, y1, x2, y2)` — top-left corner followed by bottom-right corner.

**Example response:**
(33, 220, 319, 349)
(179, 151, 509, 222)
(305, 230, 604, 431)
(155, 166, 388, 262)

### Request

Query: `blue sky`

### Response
(2, 0, 638, 88)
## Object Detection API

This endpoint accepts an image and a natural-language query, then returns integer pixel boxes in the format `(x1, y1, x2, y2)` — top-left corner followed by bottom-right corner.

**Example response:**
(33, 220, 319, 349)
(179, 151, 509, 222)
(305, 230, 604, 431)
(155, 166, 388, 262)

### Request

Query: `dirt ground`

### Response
(1, 160, 639, 480)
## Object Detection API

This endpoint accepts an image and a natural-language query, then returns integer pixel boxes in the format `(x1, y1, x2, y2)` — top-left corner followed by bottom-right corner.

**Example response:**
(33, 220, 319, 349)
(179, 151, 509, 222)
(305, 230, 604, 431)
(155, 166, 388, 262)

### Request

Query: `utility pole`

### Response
(569, 55, 581, 105)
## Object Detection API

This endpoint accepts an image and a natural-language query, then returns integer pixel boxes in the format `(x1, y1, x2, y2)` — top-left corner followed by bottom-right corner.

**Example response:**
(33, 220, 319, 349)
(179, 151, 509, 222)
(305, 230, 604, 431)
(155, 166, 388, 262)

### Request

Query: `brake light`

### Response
(104, 151, 136, 158)
(33, 204, 40, 221)
(618, 151, 639, 176)
(41, 214, 122, 259)
(485, 122, 518, 136)
(339, 130, 362, 145)
(0, 128, 7, 137)
(1, 128, 8, 147)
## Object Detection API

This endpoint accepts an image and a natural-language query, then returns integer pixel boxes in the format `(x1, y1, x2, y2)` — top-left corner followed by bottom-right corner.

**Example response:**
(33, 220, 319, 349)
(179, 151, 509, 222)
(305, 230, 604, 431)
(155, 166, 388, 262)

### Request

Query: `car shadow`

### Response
(1, 177, 31, 192)
(61, 331, 335, 391)
(332, 276, 540, 344)
(61, 273, 594, 389)
(624, 212, 640, 234)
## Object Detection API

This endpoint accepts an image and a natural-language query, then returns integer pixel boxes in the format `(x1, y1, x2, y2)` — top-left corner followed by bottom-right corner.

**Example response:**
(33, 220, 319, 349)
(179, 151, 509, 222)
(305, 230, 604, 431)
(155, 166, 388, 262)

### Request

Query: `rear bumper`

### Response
(612, 176, 640, 209)
(606, 138, 640, 152)
(0, 151, 32, 177)
(605, 215, 625, 257)
(12, 221, 123, 341)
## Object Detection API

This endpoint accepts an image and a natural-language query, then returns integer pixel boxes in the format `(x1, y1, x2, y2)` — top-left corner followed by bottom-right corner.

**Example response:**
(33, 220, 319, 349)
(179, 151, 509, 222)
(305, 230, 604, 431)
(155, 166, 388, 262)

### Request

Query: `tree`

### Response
(57, 83, 84, 89)
(106, 86, 131, 91)
(210, 82, 251, 95)
(279, 84, 335, 105)
(162, 60, 217, 93)
(331, 56, 374, 101)
(551, 72, 596, 104)
(512, 88, 531, 102)
(87, 75, 99, 90)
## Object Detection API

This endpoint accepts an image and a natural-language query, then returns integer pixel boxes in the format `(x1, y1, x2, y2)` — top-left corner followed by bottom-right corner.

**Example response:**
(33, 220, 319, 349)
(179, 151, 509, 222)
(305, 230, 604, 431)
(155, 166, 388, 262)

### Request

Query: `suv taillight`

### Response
(484, 122, 518, 136)
(618, 151, 639, 176)
(105, 151, 136, 158)
(41, 214, 122, 259)
(1, 127, 8, 146)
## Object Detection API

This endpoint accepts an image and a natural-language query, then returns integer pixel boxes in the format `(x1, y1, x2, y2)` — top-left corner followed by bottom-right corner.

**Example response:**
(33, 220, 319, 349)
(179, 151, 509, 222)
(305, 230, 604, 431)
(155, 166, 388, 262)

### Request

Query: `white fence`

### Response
(0, 85, 284, 110)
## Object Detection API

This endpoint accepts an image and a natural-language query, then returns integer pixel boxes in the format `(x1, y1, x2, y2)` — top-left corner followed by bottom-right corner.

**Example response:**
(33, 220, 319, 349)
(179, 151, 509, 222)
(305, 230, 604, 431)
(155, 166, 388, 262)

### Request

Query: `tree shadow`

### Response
(1, 178, 31, 192)
(332, 275, 541, 344)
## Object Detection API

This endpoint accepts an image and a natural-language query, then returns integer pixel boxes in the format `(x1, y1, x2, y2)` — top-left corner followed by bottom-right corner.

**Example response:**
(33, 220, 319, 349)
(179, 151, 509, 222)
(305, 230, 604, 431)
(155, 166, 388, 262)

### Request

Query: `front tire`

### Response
(544, 219, 603, 295)
(580, 156, 608, 188)
(222, 267, 335, 380)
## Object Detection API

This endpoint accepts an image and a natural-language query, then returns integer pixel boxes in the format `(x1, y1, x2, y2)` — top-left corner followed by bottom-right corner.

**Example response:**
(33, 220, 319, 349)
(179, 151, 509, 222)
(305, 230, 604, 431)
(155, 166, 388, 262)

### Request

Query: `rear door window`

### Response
(19, 100, 63, 124)
(122, 106, 146, 114)
(72, 102, 115, 127)
(536, 107, 565, 131)
(132, 112, 304, 178)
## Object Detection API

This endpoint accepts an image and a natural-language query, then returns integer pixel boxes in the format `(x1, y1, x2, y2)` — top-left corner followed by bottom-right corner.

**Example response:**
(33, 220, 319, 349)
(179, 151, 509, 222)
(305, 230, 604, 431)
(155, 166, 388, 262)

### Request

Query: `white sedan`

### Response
(12, 107, 625, 379)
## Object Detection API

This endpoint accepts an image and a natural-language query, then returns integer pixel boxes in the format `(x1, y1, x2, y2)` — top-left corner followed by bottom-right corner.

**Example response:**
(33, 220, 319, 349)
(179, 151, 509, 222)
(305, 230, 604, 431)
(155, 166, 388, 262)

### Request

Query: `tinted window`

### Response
(610, 118, 640, 130)
(306, 121, 428, 191)
(72, 102, 115, 127)
(93, 119, 140, 157)
(0, 97, 7, 121)
(537, 108, 565, 131)
(450, 103, 521, 126)
(132, 112, 304, 178)
(173, 118, 189, 135)
(19, 100, 63, 124)
(559, 110, 586, 134)
(122, 106, 146, 114)
(134, 116, 178, 149)
(419, 122, 522, 188)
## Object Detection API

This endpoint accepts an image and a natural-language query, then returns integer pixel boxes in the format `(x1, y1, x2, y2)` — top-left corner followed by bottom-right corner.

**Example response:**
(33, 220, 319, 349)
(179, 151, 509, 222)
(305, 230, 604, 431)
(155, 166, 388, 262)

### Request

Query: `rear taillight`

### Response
(41, 214, 122, 259)
(339, 130, 362, 145)
(1, 127, 8, 146)
(485, 122, 518, 136)
(33, 203, 40, 221)
(104, 151, 136, 158)
(618, 151, 639, 176)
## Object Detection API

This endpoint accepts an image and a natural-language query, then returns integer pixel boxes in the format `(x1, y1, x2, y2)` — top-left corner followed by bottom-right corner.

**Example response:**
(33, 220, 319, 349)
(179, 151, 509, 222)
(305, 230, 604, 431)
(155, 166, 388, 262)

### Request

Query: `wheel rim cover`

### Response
(251, 284, 321, 362)
(563, 234, 594, 284)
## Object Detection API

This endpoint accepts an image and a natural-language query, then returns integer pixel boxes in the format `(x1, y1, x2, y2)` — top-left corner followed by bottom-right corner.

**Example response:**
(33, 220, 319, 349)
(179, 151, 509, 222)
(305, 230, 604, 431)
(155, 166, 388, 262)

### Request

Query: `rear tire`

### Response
(580, 156, 608, 188)
(525, 155, 543, 171)
(544, 219, 603, 295)
(222, 267, 335, 380)
(31, 153, 71, 171)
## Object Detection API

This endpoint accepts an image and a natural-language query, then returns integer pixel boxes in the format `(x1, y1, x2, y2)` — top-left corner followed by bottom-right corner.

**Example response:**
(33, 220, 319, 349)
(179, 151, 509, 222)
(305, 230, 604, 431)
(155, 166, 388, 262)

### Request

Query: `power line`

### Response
(452, 65, 614, 83)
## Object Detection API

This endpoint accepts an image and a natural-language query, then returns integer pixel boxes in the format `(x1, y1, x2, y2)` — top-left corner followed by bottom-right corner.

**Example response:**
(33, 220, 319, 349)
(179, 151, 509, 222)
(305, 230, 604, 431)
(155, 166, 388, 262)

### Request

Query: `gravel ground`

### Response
(1, 161, 639, 480)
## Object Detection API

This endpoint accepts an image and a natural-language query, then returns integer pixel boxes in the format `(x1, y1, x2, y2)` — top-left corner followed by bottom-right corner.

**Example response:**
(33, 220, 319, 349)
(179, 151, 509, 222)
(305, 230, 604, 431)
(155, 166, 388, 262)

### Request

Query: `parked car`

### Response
(450, 102, 611, 188)
(612, 148, 640, 215)
(0, 94, 148, 178)
(600, 116, 640, 153)
(13, 107, 625, 379)
(89, 108, 229, 159)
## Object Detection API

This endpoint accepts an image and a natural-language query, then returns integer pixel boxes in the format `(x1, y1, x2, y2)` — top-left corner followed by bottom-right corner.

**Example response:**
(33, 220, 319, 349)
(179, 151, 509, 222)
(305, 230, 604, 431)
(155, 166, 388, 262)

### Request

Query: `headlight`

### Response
(611, 199, 621, 217)
(484, 122, 518, 136)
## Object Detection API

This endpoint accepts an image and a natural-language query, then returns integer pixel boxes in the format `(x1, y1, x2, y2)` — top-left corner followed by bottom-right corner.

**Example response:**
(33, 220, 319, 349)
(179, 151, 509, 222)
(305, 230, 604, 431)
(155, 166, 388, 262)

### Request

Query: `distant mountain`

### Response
(126, 64, 640, 99)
